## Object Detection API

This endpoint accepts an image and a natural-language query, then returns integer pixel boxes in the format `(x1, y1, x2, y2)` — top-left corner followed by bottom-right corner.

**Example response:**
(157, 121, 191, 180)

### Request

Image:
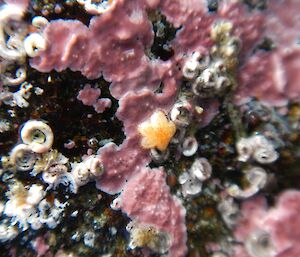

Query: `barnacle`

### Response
(76, 0, 115, 15)
(190, 158, 212, 182)
(227, 166, 267, 199)
(245, 230, 276, 257)
(0, 4, 27, 61)
(21, 120, 54, 153)
(170, 99, 193, 127)
(71, 155, 103, 186)
(10, 143, 36, 171)
(24, 33, 46, 57)
(138, 110, 176, 151)
(1, 67, 26, 86)
(236, 135, 278, 163)
(182, 136, 198, 157)
(179, 158, 212, 196)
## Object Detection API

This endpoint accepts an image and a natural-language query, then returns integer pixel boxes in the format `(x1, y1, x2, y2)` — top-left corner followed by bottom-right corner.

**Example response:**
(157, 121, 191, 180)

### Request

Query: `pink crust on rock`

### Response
(96, 136, 151, 194)
(159, 0, 207, 28)
(31, 0, 153, 83)
(77, 84, 101, 106)
(233, 190, 300, 257)
(120, 167, 187, 257)
(264, 0, 300, 48)
(234, 0, 300, 106)
(77, 84, 111, 113)
(235, 49, 300, 106)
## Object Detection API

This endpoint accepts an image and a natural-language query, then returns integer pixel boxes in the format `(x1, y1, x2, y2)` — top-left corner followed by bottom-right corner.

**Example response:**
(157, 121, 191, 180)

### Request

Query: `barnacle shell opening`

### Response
(10, 144, 36, 171)
(20, 120, 54, 153)
(24, 33, 46, 58)
(0, 4, 26, 61)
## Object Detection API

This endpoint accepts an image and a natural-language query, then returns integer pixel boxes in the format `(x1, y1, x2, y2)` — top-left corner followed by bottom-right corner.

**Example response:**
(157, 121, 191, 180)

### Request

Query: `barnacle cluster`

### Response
(179, 158, 212, 197)
(2, 120, 104, 194)
(236, 135, 278, 164)
(0, 9, 47, 109)
(182, 21, 239, 98)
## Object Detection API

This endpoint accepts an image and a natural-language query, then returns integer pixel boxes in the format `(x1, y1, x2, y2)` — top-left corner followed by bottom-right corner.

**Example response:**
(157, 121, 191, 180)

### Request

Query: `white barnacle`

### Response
(211, 20, 233, 42)
(201, 67, 218, 84)
(2, 67, 26, 86)
(236, 135, 278, 164)
(21, 120, 54, 153)
(0, 119, 10, 133)
(170, 99, 192, 127)
(32, 16, 49, 30)
(217, 197, 239, 228)
(190, 157, 212, 181)
(83, 155, 104, 177)
(24, 33, 46, 57)
(150, 148, 169, 163)
(182, 52, 210, 80)
(52, 172, 78, 193)
(10, 143, 36, 171)
(77, 0, 114, 15)
(110, 197, 122, 210)
(42, 170, 59, 184)
(252, 136, 278, 164)
(245, 230, 276, 257)
(0, 4, 26, 61)
(12, 82, 33, 108)
(213, 59, 227, 73)
(38, 199, 65, 228)
(236, 137, 254, 162)
(222, 37, 241, 58)
(84, 231, 96, 247)
(192, 70, 216, 97)
(227, 166, 267, 199)
(182, 136, 198, 157)
(182, 56, 200, 80)
(179, 172, 202, 196)
(47, 156, 99, 192)
(71, 162, 90, 186)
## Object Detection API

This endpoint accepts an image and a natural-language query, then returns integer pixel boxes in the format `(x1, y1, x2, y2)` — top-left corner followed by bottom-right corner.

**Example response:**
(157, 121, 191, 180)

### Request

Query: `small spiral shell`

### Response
(21, 120, 54, 153)
(10, 143, 36, 171)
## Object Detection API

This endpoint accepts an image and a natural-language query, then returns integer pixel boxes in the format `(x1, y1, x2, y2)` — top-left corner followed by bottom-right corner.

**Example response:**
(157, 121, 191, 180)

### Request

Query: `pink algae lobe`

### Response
(120, 167, 187, 257)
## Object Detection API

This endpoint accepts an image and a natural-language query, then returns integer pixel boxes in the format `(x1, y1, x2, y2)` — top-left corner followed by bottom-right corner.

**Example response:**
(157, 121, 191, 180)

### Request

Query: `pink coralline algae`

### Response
(235, 0, 300, 106)
(96, 136, 151, 194)
(120, 167, 187, 257)
(233, 191, 300, 257)
(23, 0, 300, 256)
(31, 0, 154, 83)
(77, 84, 111, 113)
